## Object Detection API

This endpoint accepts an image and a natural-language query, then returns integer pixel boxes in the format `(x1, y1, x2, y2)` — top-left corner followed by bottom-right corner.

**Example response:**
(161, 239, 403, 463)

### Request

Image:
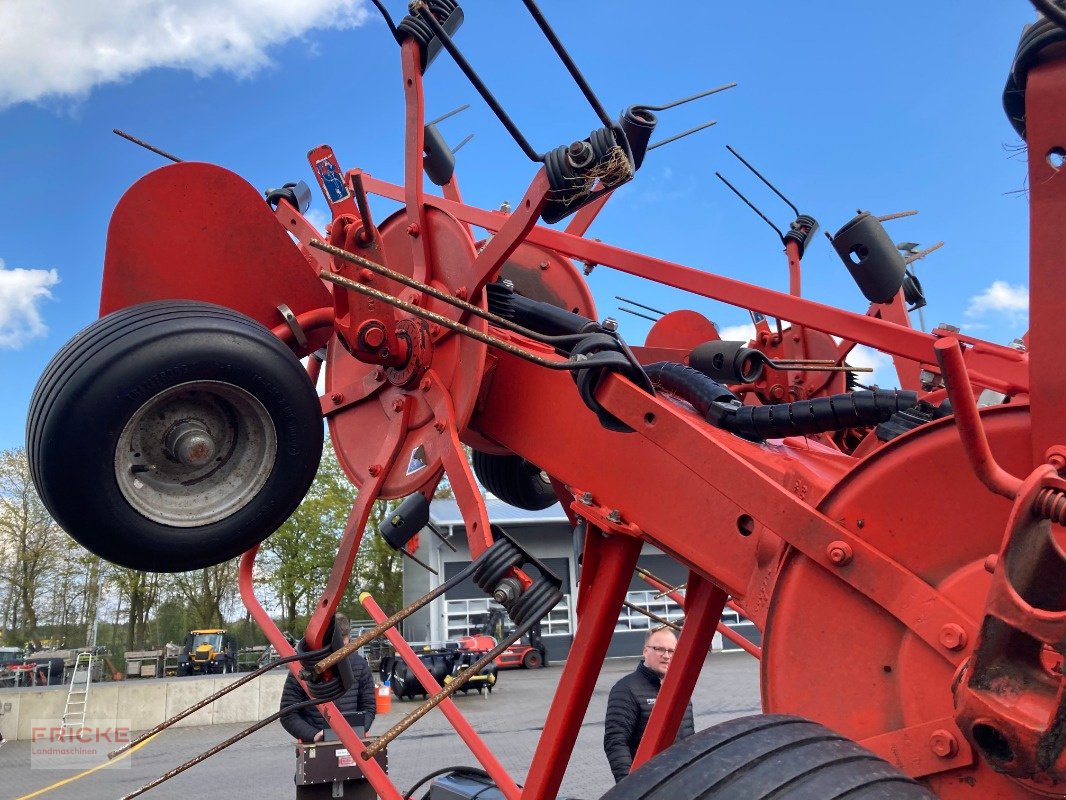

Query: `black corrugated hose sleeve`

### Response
(643, 362, 739, 417)
(643, 362, 919, 440)
(726, 390, 920, 439)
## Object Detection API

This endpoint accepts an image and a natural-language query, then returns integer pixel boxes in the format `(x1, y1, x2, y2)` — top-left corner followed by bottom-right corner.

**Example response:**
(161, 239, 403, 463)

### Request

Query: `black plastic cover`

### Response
(830, 212, 906, 304)
(380, 493, 431, 549)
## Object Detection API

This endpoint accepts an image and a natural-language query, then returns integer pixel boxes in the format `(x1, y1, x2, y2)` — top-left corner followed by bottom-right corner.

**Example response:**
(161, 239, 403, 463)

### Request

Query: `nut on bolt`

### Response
(601, 317, 619, 333)
(492, 577, 522, 605)
(826, 541, 853, 566)
(929, 729, 958, 759)
(579, 491, 593, 505)
(939, 623, 967, 651)
(607, 509, 622, 524)
(392, 397, 406, 413)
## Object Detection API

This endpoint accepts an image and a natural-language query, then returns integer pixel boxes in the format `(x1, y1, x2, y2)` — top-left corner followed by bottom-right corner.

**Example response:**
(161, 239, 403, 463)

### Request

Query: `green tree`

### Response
(172, 560, 239, 629)
(111, 568, 164, 650)
(0, 448, 64, 647)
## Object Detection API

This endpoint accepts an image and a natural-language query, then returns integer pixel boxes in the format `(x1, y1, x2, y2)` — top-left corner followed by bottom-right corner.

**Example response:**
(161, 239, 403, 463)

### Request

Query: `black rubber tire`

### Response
(522, 649, 543, 669)
(27, 300, 323, 572)
(602, 715, 936, 800)
(471, 450, 557, 511)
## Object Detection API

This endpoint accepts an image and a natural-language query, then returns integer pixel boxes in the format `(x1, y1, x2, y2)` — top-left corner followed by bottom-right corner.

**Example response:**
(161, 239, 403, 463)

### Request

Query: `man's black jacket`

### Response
(280, 652, 377, 741)
(603, 661, 695, 783)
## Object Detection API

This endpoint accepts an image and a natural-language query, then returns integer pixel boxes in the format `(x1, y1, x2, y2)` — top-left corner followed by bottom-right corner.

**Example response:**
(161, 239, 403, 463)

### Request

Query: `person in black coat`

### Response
(279, 614, 377, 742)
(603, 625, 695, 783)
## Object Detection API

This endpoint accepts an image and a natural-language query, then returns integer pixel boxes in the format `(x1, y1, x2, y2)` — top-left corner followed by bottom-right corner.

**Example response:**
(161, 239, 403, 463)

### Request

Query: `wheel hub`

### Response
(115, 380, 277, 527)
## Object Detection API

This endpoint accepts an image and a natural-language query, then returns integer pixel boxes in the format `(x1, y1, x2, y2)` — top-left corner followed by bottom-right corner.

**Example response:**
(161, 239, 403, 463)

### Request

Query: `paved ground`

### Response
(3, 653, 760, 800)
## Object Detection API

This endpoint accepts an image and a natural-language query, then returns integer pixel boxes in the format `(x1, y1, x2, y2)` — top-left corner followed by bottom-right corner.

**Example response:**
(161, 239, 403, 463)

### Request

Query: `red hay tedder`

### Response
(25, 2, 1066, 798)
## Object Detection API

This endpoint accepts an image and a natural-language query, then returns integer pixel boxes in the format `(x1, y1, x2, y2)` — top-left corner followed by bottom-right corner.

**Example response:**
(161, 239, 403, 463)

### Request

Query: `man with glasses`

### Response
(603, 625, 695, 783)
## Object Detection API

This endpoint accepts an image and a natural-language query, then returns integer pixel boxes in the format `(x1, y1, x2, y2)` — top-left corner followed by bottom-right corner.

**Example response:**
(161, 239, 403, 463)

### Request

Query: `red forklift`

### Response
(475, 609, 547, 670)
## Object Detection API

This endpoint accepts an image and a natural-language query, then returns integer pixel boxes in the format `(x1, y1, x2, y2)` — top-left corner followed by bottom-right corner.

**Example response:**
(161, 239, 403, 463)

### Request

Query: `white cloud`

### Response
(0, 1, 370, 110)
(715, 322, 756, 342)
(304, 208, 332, 234)
(965, 280, 1028, 322)
(844, 344, 897, 389)
(0, 259, 59, 348)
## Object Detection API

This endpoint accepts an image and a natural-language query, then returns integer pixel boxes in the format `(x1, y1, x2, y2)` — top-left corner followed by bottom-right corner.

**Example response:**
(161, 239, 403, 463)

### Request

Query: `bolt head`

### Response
(938, 323, 961, 334)
(406, 223, 420, 237)
(368, 464, 382, 477)
(420, 377, 432, 392)
(331, 392, 344, 404)
(929, 729, 958, 759)
(362, 326, 386, 349)
(392, 397, 405, 413)
(939, 623, 967, 651)
(984, 554, 998, 573)
(826, 541, 853, 566)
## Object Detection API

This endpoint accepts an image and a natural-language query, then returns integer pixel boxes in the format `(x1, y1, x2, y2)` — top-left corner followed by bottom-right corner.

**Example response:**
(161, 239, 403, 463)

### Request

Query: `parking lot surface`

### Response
(3, 652, 759, 800)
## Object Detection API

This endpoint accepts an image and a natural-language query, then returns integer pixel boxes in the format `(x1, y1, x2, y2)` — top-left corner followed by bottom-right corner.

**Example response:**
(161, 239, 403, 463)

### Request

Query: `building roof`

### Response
(429, 496, 568, 527)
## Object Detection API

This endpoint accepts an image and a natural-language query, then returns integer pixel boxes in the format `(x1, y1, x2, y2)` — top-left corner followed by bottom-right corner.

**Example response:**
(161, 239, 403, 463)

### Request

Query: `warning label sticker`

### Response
(406, 444, 428, 476)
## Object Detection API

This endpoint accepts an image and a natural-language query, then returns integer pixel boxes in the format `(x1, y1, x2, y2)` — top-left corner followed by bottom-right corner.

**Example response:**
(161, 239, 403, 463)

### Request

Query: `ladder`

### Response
(61, 651, 93, 734)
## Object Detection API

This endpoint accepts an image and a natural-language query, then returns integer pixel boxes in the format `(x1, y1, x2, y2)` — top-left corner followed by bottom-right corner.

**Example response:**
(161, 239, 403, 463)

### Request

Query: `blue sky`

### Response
(0, 1, 1038, 451)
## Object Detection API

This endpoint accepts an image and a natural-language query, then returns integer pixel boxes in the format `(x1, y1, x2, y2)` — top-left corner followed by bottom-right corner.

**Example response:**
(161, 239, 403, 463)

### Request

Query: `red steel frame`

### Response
(91, 12, 1066, 800)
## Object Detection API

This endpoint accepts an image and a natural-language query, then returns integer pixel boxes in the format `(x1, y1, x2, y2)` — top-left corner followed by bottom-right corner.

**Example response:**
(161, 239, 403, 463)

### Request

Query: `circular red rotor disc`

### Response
(763, 405, 1038, 798)
(326, 207, 487, 499)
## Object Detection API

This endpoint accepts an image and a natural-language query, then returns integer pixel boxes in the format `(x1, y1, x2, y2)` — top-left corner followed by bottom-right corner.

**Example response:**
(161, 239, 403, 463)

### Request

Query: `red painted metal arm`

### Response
(632, 573, 725, 771)
(359, 593, 521, 800)
(523, 531, 643, 800)
(239, 548, 401, 800)
(360, 174, 1028, 394)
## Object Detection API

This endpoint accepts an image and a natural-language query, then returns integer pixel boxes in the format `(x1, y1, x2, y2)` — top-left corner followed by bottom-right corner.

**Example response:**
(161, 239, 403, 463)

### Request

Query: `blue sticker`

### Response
(315, 158, 349, 204)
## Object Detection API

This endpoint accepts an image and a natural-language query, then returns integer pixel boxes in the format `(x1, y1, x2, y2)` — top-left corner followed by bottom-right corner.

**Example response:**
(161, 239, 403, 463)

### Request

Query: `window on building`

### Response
(445, 596, 572, 640)
(616, 590, 685, 631)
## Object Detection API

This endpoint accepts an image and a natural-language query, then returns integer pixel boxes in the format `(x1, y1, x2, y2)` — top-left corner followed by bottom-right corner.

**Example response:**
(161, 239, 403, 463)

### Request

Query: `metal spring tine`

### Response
(400, 548, 438, 575)
(318, 269, 625, 374)
(647, 120, 717, 152)
(311, 239, 591, 348)
(653, 582, 686, 600)
(451, 133, 474, 154)
(121, 699, 321, 799)
(109, 650, 310, 759)
(637, 82, 738, 112)
(622, 601, 681, 632)
(618, 307, 660, 323)
(427, 520, 458, 552)
(314, 555, 487, 676)
(364, 593, 558, 757)
(764, 361, 873, 373)
(876, 209, 918, 222)
(368, 0, 399, 37)
(519, 0, 613, 128)
(904, 240, 944, 264)
(427, 103, 471, 127)
(615, 296, 666, 316)
(715, 172, 784, 239)
(725, 144, 799, 217)
(417, 6, 543, 162)
(113, 129, 182, 163)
